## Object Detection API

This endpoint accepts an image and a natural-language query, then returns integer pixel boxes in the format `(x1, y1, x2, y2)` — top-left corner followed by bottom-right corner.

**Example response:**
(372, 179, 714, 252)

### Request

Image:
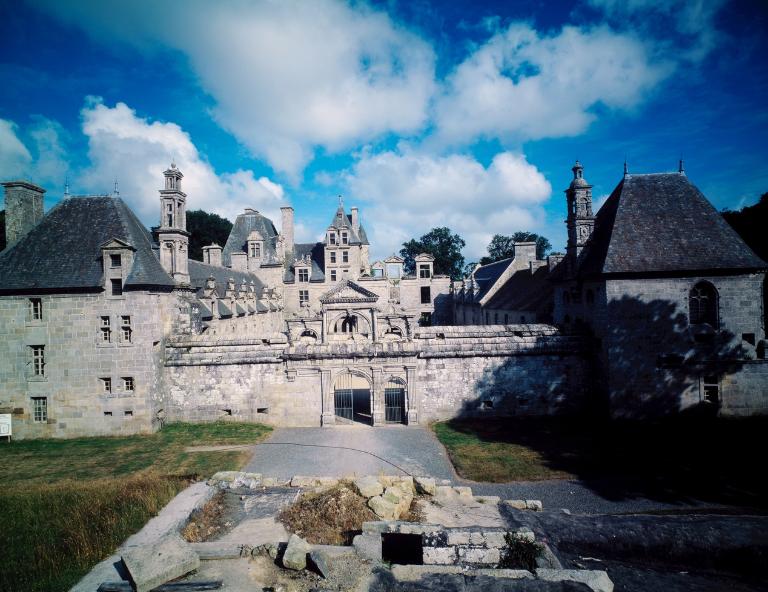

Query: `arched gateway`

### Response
(333, 371, 372, 424)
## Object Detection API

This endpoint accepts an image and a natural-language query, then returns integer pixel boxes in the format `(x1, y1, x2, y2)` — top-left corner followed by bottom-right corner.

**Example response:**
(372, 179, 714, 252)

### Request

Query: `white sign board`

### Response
(0, 414, 11, 438)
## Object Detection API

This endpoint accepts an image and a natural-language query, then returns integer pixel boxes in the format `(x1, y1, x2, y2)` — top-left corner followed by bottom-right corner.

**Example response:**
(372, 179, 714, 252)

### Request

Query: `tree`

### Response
(478, 232, 552, 265)
(400, 227, 466, 279)
(722, 192, 768, 262)
(187, 209, 233, 261)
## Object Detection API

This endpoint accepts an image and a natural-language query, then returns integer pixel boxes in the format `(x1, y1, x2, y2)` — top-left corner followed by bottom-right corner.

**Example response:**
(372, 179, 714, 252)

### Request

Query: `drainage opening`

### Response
(382, 533, 423, 565)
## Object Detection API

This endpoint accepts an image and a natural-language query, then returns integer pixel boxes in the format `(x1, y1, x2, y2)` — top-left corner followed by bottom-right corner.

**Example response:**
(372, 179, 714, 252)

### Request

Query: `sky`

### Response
(1, 0, 767, 261)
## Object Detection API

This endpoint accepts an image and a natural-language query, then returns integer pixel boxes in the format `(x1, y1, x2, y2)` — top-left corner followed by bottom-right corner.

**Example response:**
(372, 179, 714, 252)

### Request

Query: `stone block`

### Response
(483, 531, 507, 548)
(503, 499, 528, 510)
(368, 495, 398, 520)
(362, 521, 389, 534)
(454, 486, 473, 499)
(414, 476, 436, 495)
(352, 533, 382, 561)
(354, 475, 384, 498)
(423, 546, 457, 565)
(282, 534, 311, 570)
(121, 535, 200, 592)
(525, 499, 543, 511)
(446, 530, 470, 546)
(457, 546, 500, 564)
(536, 569, 614, 592)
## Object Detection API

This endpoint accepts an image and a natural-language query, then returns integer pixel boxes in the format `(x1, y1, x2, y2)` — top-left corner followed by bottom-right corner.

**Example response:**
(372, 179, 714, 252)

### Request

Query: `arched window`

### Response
(340, 315, 358, 333)
(689, 282, 719, 328)
(299, 329, 317, 342)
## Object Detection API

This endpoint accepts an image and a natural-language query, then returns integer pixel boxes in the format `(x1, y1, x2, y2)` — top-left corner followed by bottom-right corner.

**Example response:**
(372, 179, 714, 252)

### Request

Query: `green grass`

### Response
(433, 417, 768, 508)
(0, 422, 272, 592)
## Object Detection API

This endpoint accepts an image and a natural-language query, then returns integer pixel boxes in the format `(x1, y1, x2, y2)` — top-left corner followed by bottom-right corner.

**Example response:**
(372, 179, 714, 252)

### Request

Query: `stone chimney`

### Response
(230, 251, 247, 271)
(548, 253, 565, 272)
(202, 243, 223, 267)
(280, 206, 294, 259)
(2, 181, 45, 246)
(351, 207, 359, 234)
(513, 241, 537, 267)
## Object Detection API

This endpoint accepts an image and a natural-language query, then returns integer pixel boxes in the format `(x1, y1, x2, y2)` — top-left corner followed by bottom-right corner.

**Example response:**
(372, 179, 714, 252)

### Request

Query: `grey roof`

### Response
(578, 173, 767, 277)
(472, 258, 513, 300)
(222, 209, 279, 266)
(188, 259, 265, 299)
(323, 206, 369, 245)
(485, 265, 553, 320)
(0, 196, 175, 294)
(284, 242, 325, 282)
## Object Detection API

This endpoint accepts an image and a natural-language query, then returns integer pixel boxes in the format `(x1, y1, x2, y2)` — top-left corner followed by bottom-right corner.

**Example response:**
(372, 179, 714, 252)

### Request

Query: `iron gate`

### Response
(384, 378, 406, 424)
(334, 388, 353, 421)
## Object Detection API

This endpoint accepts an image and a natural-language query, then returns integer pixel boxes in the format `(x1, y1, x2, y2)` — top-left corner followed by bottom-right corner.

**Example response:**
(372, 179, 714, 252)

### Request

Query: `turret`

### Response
(155, 163, 190, 283)
(565, 160, 594, 262)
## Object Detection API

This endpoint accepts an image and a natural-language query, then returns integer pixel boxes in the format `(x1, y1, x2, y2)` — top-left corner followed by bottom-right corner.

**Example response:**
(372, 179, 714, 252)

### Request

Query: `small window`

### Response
(249, 243, 261, 258)
(104, 411, 113, 416)
(341, 231, 348, 245)
(30, 345, 45, 377)
(111, 278, 123, 296)
(702, 375, 720, 405)
(110, 254, 121, 268)
(689, 281, 719, 328)
(418, 312, 432, 327)
(330, 270, 337, 282)
(342, 251, 349, 263)
(299, 289, 309, 306)
(100, 316, 111, 343)
(330, 251, 337, 263)
(29, 298, 43, 321)
(123, 377, 134, 392)
(124, 410, 133, 417)
(32, 397, 47, 423)
(420, 286, 431, 304)
(419, 264, 431, 278)
(298, 268, 309, 283)
(121, 316, 132, 343)
(101, 377, 112, 393)
(329, 232, 337, 245)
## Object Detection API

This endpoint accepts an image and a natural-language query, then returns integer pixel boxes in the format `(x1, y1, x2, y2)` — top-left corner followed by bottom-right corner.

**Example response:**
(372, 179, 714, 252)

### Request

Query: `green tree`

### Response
(722, 192, 768, 262)
(187, 210, 233, 261)
(400, 227, 466, 279)
(479, 232, 552, 265)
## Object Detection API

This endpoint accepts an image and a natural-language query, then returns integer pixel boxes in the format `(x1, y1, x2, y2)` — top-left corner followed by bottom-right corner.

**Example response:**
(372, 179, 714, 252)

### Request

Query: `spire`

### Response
(64, 175, 70, 199)
(572, 160, 583, 180)
(113, 178, 120, 197)
(338, 194, 344, 209)
(623, 157, 628, 177)
(679, 157, 685, 175)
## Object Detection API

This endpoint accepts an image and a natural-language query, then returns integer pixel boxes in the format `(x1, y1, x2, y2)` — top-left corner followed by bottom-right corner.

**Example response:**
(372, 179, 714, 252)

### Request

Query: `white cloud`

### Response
(344, 148, 552, 259)
(34, 0, 436, 180)
(0, 119, 33, 180)
(77, 99, 285, 225)
(433, 23, 670, 147)
(589, 0, 726, 62)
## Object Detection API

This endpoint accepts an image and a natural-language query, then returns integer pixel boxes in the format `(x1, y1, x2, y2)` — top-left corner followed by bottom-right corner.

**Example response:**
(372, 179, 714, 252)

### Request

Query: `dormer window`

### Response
(110, 254, 121, 268)
(329, 232, 337, 245)
(298, 268, 309, 283)
(341, 231, 348, 245)
(418, 264, 431, 278)
(249, 242, 262, 258)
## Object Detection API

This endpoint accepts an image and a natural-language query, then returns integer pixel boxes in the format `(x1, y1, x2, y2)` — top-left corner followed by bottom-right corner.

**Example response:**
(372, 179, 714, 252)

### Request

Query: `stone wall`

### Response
(0, 289, 179, 439)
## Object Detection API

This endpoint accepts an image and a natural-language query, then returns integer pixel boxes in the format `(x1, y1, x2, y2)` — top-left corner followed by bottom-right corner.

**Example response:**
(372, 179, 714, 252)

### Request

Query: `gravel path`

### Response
(244, 426, 742, 515)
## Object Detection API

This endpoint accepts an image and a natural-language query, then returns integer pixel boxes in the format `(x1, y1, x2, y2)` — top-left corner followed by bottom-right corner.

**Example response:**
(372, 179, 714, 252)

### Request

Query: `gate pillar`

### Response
(320, 369, 335, 427)
(371, 367, 385, 426)
(405, 365, 418, 425)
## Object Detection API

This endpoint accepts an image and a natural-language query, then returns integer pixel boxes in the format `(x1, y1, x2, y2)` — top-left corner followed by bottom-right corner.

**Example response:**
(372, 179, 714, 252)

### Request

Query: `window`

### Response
(341, 231, 348, 245)
(419, 264, 431, 278)
(30, 345, 45, 377)
(342, 251, 349, 263)
(121, 316, 132, 343)
(340, 315, 358, 333)
(330, 251, 337, 263)
(298, 268, 309, 283)
(420, 286, 431, 304)
(32, 397, 47, 423)
(123, 377, 134, 392)
(330, 270, 337, 281)
(29, 298, 43, 321)
(110, 254, 121, 268)
(299, 289, 309, 306)
(124, 410, 133, 417)
(101, 377, 112, 393)
(100, 316, 111, 343)
(419, 312, 432, 327)
(702, 375, 720, 405)
(249, 243, 261, 258)
(329, 232, 337, 245)
(689, 282, 719, 328)
(111, 278, 123, 296)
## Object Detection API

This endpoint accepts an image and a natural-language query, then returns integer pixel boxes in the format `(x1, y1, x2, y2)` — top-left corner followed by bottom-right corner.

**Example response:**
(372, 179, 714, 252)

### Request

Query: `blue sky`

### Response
(1, 0, 767, 261)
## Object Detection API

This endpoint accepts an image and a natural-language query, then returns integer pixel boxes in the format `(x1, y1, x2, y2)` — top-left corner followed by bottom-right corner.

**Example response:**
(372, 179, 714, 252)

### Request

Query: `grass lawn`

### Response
(433, 416, 768, 508)
(0, 422, 271, 592)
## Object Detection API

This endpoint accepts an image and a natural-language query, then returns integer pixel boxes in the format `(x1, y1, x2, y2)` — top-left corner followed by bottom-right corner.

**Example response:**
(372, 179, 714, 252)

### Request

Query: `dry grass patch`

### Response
(182, 490, 227, 543)
(279, 481, 378, 545)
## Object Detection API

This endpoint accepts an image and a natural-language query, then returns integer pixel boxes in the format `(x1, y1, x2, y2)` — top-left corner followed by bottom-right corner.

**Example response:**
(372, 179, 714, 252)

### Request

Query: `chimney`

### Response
(547, 253, 565, 272)
(202, 243, 223, 267)
(3, 181, 45, 246)
(230, 252, 247, 271)
(513, 241, 537, 267)
(351, 207, 359, 234)
(280, 206, 294, 258)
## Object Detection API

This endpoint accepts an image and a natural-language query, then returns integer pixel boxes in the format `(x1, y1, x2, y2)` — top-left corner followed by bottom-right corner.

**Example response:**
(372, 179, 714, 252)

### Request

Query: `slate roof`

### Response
(485, 265, 553, 319)
(222, 209, 279, 267)
(578, 173, 767, 277)
(188, 259, 265, 298)
(0, 196, 175, 293)
(284, 242, 326, 282)
(324, 206, 369, 245)
(471, 258, 513, 300)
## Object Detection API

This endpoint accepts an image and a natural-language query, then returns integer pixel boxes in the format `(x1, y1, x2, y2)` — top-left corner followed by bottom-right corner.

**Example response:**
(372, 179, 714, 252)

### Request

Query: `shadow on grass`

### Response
(437, 415, 768, 508)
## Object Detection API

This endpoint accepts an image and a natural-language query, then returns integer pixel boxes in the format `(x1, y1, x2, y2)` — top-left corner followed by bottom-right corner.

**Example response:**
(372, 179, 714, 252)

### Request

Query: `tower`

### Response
(156, 163, 190, 283)
(565, 160, 594, 262)
(2, 181, 45, 246)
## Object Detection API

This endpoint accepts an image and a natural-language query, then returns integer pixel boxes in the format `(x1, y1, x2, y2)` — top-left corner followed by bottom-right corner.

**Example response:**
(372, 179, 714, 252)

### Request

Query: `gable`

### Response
(320, 279, 378, 303)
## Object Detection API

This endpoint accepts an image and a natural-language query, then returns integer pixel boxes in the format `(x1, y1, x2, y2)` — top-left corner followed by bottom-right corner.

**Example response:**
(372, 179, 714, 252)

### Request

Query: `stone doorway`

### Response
(384, 377, 407, 424)
(333, 371, 372, 425)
